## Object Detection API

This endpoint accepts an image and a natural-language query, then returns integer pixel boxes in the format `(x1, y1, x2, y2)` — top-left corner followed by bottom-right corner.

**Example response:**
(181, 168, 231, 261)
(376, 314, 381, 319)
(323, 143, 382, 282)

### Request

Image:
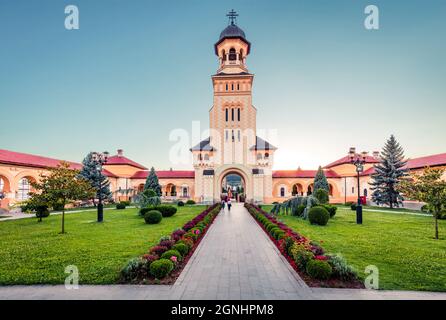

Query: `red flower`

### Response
(315, 255, 328, 261)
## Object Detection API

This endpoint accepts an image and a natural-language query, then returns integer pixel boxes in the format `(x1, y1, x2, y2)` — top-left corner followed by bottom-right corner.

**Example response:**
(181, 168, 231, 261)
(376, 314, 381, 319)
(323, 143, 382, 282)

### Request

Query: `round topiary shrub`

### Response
(161, 249, 182, 261)
(149, 258, 174, 279)
(116, 203, 126, 210)
(306, 259, 333, 280)
(154, 205, 177, 217)
(177, 201, 185, 207)
(35, 205, 50, 221)
(144, 210, 162, 224)
(308, 206, 330, 226)
(172, 243, 189, 256)
(186, 199, 196, 205)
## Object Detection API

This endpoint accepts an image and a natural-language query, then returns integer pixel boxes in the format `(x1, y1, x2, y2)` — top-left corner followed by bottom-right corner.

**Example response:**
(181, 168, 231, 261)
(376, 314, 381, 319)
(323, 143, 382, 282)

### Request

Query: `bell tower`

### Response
(210, 10, 256, 165)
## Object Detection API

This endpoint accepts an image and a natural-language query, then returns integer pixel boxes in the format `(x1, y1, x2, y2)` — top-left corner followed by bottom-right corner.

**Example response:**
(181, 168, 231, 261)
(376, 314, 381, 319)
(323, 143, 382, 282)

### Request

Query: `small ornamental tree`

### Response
(26, 192, 50, 222)
(78, 152, 112, 205)
(314, 166, 329, 193)
(399, 167, 446, 240)
(144, 167, 162, 196)
(370, 135, 408, 208)
(31, 162, 94, 234)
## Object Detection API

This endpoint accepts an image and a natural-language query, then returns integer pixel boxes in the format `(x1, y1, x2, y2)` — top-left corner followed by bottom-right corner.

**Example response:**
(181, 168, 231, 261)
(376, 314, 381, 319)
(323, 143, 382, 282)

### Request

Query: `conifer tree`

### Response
(313, 166, 329, 192)
(370, 135, 408, 208)
(78, 152, 112, 205)
(144, 167, 162, 196)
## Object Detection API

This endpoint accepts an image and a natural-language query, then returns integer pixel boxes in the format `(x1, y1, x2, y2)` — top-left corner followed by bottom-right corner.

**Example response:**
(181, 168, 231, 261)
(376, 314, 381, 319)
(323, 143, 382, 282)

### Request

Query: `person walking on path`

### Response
(221, 198, 226, 210)
(227, 198, 232, 211)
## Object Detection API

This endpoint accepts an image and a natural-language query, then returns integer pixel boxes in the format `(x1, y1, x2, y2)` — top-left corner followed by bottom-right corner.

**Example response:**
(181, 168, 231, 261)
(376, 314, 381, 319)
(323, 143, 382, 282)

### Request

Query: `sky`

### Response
(0, 0, 445, 170)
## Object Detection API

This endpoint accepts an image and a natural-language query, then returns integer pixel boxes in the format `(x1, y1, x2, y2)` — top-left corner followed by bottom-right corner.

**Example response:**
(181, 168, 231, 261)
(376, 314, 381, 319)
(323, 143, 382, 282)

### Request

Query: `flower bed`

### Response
(245, 203, 364, 288)
(119, 203, 221, 284)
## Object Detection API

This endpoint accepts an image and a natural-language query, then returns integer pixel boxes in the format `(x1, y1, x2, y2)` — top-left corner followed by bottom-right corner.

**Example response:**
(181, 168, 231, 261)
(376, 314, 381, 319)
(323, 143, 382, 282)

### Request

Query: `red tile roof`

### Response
(105, 155, 147, 170)
(131, 170, 195, 179)
(0, 149, 82, 170)
(405, 153, 446, 170)
(324, 154, 380, 169)
(272, 169, 340, 179)
(360, 153, 446, 176)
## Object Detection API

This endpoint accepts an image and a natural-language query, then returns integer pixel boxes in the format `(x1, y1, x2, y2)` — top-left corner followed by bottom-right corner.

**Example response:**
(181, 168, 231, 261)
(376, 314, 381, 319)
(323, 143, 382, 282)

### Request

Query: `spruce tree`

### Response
(313, 166, 329, 192)
(78, 152, 112, 204)
(370, 135, 408, 208)
(144, 167, 162, 196)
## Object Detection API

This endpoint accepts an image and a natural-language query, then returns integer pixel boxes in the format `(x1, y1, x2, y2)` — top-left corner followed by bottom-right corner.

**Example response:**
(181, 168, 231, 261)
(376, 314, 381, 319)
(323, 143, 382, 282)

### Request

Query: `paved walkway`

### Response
(1, 203, 445, 300)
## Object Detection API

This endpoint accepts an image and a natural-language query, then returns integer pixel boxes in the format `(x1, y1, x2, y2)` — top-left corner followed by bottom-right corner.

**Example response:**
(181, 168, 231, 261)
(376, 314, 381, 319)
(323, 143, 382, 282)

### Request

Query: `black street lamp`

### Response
(349, 147, 368, 225)
(92, 151, 109, 222)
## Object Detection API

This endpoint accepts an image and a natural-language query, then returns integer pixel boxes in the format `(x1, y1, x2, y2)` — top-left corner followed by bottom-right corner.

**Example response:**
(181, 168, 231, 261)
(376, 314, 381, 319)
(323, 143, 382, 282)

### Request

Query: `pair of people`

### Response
(221, 198, 232, 211)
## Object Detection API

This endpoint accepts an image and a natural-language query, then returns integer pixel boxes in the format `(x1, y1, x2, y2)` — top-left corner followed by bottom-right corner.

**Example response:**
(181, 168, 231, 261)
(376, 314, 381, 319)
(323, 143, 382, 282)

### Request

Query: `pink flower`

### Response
(315, 255, 328, 261)
(194, 229, 201, 235)
(170, 256, 177, 263)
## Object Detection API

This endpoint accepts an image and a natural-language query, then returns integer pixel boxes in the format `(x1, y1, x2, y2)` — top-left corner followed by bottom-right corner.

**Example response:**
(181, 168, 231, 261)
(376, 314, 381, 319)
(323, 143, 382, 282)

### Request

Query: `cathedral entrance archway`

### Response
(215, 166, 251, 203)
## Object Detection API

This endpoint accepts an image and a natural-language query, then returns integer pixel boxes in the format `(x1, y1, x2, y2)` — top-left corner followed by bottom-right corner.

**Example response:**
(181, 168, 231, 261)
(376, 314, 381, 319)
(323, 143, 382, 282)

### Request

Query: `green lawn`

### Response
(0, 206, 205, 285)
(263, 205, 446, 291)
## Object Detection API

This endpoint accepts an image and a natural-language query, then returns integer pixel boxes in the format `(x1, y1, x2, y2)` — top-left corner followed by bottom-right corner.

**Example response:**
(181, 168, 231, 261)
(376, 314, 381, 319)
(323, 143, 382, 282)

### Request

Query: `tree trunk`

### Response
(434, 214, 439, 240)
(61, 199, 66, 234)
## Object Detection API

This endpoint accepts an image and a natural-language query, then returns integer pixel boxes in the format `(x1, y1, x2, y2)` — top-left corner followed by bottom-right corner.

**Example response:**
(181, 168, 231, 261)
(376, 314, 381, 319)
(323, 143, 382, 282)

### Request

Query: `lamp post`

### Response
(92, 151, 109, 222)
(349, 147, 368, 225)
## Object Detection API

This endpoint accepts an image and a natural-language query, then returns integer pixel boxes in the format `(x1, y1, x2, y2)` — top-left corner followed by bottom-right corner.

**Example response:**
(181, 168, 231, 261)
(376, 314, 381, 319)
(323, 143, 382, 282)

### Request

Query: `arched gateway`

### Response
(190, 13, 276, 204)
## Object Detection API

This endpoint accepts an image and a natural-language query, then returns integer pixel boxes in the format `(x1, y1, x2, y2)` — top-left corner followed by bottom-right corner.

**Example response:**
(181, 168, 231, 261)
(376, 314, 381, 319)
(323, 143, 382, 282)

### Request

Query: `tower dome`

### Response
(214, 10, 251, 55)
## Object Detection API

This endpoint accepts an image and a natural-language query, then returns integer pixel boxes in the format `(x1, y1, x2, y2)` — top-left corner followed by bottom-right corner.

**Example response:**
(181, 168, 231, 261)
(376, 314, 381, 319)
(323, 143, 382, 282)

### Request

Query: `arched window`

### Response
(182, 187, 188, 197)
(237, 83, 240, 90)
(256, 153, 262, 160)
(226, 83, 228, 91)
(231, 108, 234, 121)
(0, 177, 4, 191)
(225, 108, 228, 121)
(18, 177, 31, 200)
(229, 48, 236, 61)
(280, 187, 285, 197)
(231, 83, 234, 91)
(198, 154, 203, 161)
(204, 154, 209, 161)
(237, 108, 240, 121)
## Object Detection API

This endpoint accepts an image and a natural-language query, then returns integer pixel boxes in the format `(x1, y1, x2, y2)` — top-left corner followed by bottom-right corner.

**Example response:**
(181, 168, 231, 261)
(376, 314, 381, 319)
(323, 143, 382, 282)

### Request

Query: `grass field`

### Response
(0, 206, 204, 285)
(263, 205, 446, 291)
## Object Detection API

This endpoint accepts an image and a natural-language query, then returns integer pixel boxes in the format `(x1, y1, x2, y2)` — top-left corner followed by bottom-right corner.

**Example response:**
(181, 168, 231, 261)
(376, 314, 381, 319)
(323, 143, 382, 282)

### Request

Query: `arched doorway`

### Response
(221, 173, 245, 202)
(165, 183, 176, 197)
(307, 183, 314, 196)
(292, 183, 303, 196)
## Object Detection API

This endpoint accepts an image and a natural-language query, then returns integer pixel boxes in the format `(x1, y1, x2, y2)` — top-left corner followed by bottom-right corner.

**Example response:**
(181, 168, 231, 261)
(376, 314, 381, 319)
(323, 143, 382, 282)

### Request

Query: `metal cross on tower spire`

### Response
(227, 9, 238, 25)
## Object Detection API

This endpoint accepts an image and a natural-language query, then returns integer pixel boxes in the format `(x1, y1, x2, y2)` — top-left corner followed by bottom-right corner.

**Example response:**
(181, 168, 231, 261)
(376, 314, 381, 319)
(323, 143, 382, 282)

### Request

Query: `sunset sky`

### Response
(1, 0, 445, 169)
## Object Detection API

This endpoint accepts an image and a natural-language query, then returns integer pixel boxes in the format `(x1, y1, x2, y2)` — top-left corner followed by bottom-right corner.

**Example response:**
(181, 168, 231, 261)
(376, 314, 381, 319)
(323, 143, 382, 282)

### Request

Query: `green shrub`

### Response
(266, 223, 277, 233)
(120, 200, 131, 206)
(177, 239, 193, 250)
(436, 210, 446, 220)
(144, 210, 163, 224)
(327, 254, 358, 281)
(172, 243, 189, 256)
(308, 206, 330, 226)
(294, 204, 306, 216)
(350, 203, 357, 211)
(177, 201, 185, 207)
(289, 243, 314, 270)
(186, 200, 196, 205)
(139, 207, 151, 216)
(35, 206, 50, 221)
(306, 259, 332, 280)
(52, 201, 65, 211)
(314, 188, 329, 204)
(269, 227, 280, 236)
(321, 204, 337, 218)
(121, 257, 150, 282)
(149, 259, 174, 279)
(161, 249, 182, 261)
(273, 229, 285, 240)
(116, 203, 126, 210)
(155, 205, 177, 217)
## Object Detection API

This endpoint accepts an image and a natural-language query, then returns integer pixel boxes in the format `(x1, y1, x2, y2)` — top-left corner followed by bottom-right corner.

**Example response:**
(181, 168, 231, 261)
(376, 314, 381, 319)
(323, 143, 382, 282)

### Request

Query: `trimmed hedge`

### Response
(149, 259, 174, 279)
(172, 243, 189, 256)
(116, 203, 126, 210)
(308, 206, 330, 226)
(144, 210, 163, 224)
(161, 249, 182, 261)
(306, 259, 332, 280)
